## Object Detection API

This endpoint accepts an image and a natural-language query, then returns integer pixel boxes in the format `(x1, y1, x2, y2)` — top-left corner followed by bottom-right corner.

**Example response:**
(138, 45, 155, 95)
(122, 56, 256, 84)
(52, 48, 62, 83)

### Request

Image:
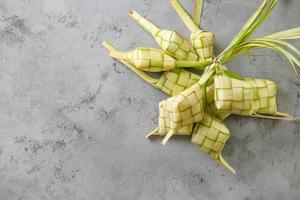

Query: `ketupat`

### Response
(109, 47, 212, 72)
(191, 113, 235, 173)
(159, 79, 206, 145)
(245, 78, 278, 115)
(171, 0, 214, 61)
(148, 101, 194, 138)
(102, 40, 158, 85)
(147, 69, 201, 138)
(154, 68, 200, 96)
(214, 75, 296, 119)
(102, 0, 300, 173)
(129, 10, 199, 61)
(157, 65, 215, 145)
(214, 75, 255, 116)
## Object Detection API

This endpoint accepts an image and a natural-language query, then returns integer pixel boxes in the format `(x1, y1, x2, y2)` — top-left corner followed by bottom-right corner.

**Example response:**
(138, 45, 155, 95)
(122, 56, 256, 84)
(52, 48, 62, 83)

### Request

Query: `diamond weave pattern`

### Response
(190, 31, 214, 61)
(126, 48, 176, 72)
(155, 30, 199, 61)
(192, 113, 230, 159)
(158, 81, 205, 134)
(245, 78, 277, 115)
(214, 75, 254, 115)
(155, 69, 200, 96)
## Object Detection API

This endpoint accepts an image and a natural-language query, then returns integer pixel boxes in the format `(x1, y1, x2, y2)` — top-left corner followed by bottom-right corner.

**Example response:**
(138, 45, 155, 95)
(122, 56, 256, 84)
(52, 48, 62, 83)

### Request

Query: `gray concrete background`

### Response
(0, 0, 299, 199)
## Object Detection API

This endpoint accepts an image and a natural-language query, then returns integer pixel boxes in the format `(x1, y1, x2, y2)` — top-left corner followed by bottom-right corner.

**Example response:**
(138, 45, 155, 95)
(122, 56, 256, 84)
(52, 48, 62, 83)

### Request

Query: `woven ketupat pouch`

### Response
(126, 48, 176, 72)
(190, 30, 214, 61)
(214, 75, 254, 115)
(191, 113, 235, 173)
(155, 30, 198, 61)
(148, 69, 201, 137)
(155, 69, 200, 96)
(129, 10, 198, 61)
(148, 100, 194, 137)
(165, 82, 205, 130)
(245, 78, 277, 114)
(159, 81, 206, 144)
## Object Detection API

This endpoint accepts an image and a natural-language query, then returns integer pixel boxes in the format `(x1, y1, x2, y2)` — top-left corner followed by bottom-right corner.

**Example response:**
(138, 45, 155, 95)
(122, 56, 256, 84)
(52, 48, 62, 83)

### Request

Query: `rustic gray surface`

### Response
(0, 0, 299, 199)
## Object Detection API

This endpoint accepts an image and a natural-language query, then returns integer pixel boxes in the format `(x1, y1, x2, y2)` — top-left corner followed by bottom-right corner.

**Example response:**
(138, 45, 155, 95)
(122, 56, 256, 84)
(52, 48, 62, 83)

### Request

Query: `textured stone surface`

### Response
(0, 0, 300, 199)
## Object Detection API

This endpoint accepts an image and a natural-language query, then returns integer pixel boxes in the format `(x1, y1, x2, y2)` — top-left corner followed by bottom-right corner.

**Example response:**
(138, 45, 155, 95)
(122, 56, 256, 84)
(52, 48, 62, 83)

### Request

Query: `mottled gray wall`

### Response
(0, 0, 299, 199)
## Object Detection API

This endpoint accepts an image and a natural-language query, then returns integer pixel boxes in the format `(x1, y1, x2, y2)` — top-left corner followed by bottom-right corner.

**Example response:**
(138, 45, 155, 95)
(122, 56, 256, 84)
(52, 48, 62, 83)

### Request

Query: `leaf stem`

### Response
(192, 0, 203, 27)
(129, 10, 160, 37)
(170, 0, 200, 32)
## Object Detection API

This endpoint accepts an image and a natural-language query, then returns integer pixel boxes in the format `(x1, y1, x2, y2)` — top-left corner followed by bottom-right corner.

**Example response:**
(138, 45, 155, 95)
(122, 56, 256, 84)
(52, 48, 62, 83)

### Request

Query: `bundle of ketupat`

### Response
(102, 0, 300, 173)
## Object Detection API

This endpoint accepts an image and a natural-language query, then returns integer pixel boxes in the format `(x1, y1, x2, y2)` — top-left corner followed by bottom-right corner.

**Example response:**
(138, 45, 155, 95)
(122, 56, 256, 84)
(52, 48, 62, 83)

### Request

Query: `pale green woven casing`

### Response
(245, 78, 277, 114)
(191, 113, 230, 159)
(214, 75, 254, 115)
(156, 101, 194, 136)
(160, 81, 206, 134)
(125, 48, 176, 72)
(205, 77, 216, 112)
(155, 69, 200, 96)
(205, 77, 231, 120)
(155, 30, 199, 61)
(190, 31, 214, 61)
(151, 69, 200, 136)
(170, 0, 214, 61)
(191, 112, 235, 173)
(129, 10, 199, 61)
